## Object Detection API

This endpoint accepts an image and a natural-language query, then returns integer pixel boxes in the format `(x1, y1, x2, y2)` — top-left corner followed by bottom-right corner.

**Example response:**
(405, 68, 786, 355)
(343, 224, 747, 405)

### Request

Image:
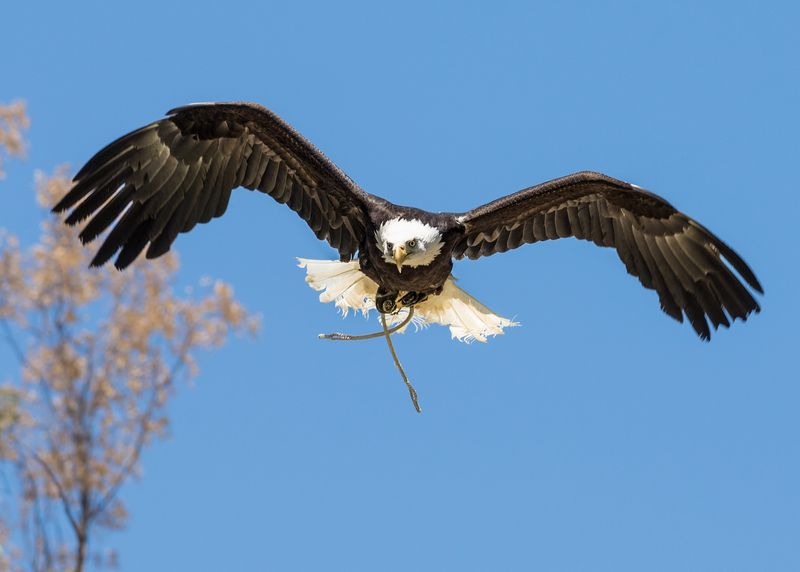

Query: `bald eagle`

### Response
(54, 102, 761, 344)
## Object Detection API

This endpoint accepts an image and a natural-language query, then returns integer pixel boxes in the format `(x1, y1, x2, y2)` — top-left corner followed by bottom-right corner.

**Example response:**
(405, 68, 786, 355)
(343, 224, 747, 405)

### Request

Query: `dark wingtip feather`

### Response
(688, 221, 764, 295)
(89, 251, 111, 268)
(64, 211, 85, 226)
(113, 255, 136, 271)
(145, 241, 170, 259)
(113, 222, 153, 270)
(79, 231, 96, 246)
(717, 243, 764, 294)
(52, 186, 88, 215)
(682, 292, 712, 341)
(73, 122, 156, 181)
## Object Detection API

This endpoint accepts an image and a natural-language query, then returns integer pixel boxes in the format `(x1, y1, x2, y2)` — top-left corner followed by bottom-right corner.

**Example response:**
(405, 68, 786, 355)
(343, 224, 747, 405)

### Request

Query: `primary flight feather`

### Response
(54, 101, 762, 342)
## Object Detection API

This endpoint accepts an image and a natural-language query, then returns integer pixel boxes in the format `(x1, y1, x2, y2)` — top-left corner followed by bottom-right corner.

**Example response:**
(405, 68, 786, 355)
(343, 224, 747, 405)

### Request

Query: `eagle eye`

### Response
(386, 242, 394, 251)
(406, 239, 417, 248)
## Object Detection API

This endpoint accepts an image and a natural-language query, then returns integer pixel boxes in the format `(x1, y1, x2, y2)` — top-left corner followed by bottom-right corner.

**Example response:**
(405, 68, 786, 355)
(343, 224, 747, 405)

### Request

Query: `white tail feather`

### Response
(297, 258, 518, 343)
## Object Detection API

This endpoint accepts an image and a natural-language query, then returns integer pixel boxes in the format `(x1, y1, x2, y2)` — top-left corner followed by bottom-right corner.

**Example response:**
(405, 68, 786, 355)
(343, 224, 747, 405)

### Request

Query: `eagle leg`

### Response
(399, 291, 428, 307)
(376, 288, 399, 314)
(378, 289, 436, 314)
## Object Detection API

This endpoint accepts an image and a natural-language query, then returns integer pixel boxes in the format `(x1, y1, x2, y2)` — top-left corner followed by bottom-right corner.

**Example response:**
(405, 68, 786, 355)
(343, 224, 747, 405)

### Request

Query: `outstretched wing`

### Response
(53, 102, 372, 268)
(453, 171, 762, 340)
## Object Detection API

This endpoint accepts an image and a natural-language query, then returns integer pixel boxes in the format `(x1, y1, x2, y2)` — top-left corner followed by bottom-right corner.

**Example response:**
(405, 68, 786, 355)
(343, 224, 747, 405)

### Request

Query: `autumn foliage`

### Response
(0, 102, 28, 180)
(0, 104, 259, 571)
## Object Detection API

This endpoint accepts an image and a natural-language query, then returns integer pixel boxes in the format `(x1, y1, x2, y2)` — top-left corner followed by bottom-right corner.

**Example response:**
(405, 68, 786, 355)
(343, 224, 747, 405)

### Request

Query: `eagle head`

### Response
(375, 217, 444, 273)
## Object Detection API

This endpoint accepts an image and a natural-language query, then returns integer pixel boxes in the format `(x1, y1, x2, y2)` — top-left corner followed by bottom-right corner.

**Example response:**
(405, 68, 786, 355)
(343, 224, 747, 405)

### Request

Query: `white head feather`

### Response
(374, 217, 444, 268)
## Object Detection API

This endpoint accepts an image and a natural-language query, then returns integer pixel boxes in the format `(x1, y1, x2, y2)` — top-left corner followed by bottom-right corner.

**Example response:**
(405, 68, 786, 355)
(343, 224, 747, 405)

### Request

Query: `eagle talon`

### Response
(378, 298, 397, 313)
(399, 291, 427, 307)
(376, 289, 398, 314)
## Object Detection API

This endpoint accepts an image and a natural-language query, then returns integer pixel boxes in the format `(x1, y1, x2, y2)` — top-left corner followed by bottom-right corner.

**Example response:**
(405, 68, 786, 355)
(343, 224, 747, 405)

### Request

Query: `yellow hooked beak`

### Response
(393, 245, 407, 272)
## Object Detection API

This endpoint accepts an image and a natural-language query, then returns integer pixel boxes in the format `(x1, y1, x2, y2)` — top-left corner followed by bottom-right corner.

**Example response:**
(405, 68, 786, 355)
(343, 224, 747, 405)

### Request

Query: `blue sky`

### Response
(2, 0, 798, 570)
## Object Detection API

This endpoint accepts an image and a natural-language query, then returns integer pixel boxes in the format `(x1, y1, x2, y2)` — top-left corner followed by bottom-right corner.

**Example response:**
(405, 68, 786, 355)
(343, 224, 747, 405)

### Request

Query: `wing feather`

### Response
(55, 102, 372, 269)
(454, 171, 761, 339)
(79, 184, 136, 245)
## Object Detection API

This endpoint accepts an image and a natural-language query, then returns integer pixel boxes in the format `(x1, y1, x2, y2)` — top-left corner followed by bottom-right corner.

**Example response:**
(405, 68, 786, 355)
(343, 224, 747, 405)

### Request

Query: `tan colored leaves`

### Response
(0, 101, 29, 179)
(1, 169, 260, 571)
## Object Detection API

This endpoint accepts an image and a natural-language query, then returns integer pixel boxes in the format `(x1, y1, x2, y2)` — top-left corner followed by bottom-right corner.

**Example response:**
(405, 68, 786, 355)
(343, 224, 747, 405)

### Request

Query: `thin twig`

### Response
(380, 312, 421, 413)
(11, 435, 81, 537)
(319, 307, 415, 341)
(91, 332, 191, 520)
